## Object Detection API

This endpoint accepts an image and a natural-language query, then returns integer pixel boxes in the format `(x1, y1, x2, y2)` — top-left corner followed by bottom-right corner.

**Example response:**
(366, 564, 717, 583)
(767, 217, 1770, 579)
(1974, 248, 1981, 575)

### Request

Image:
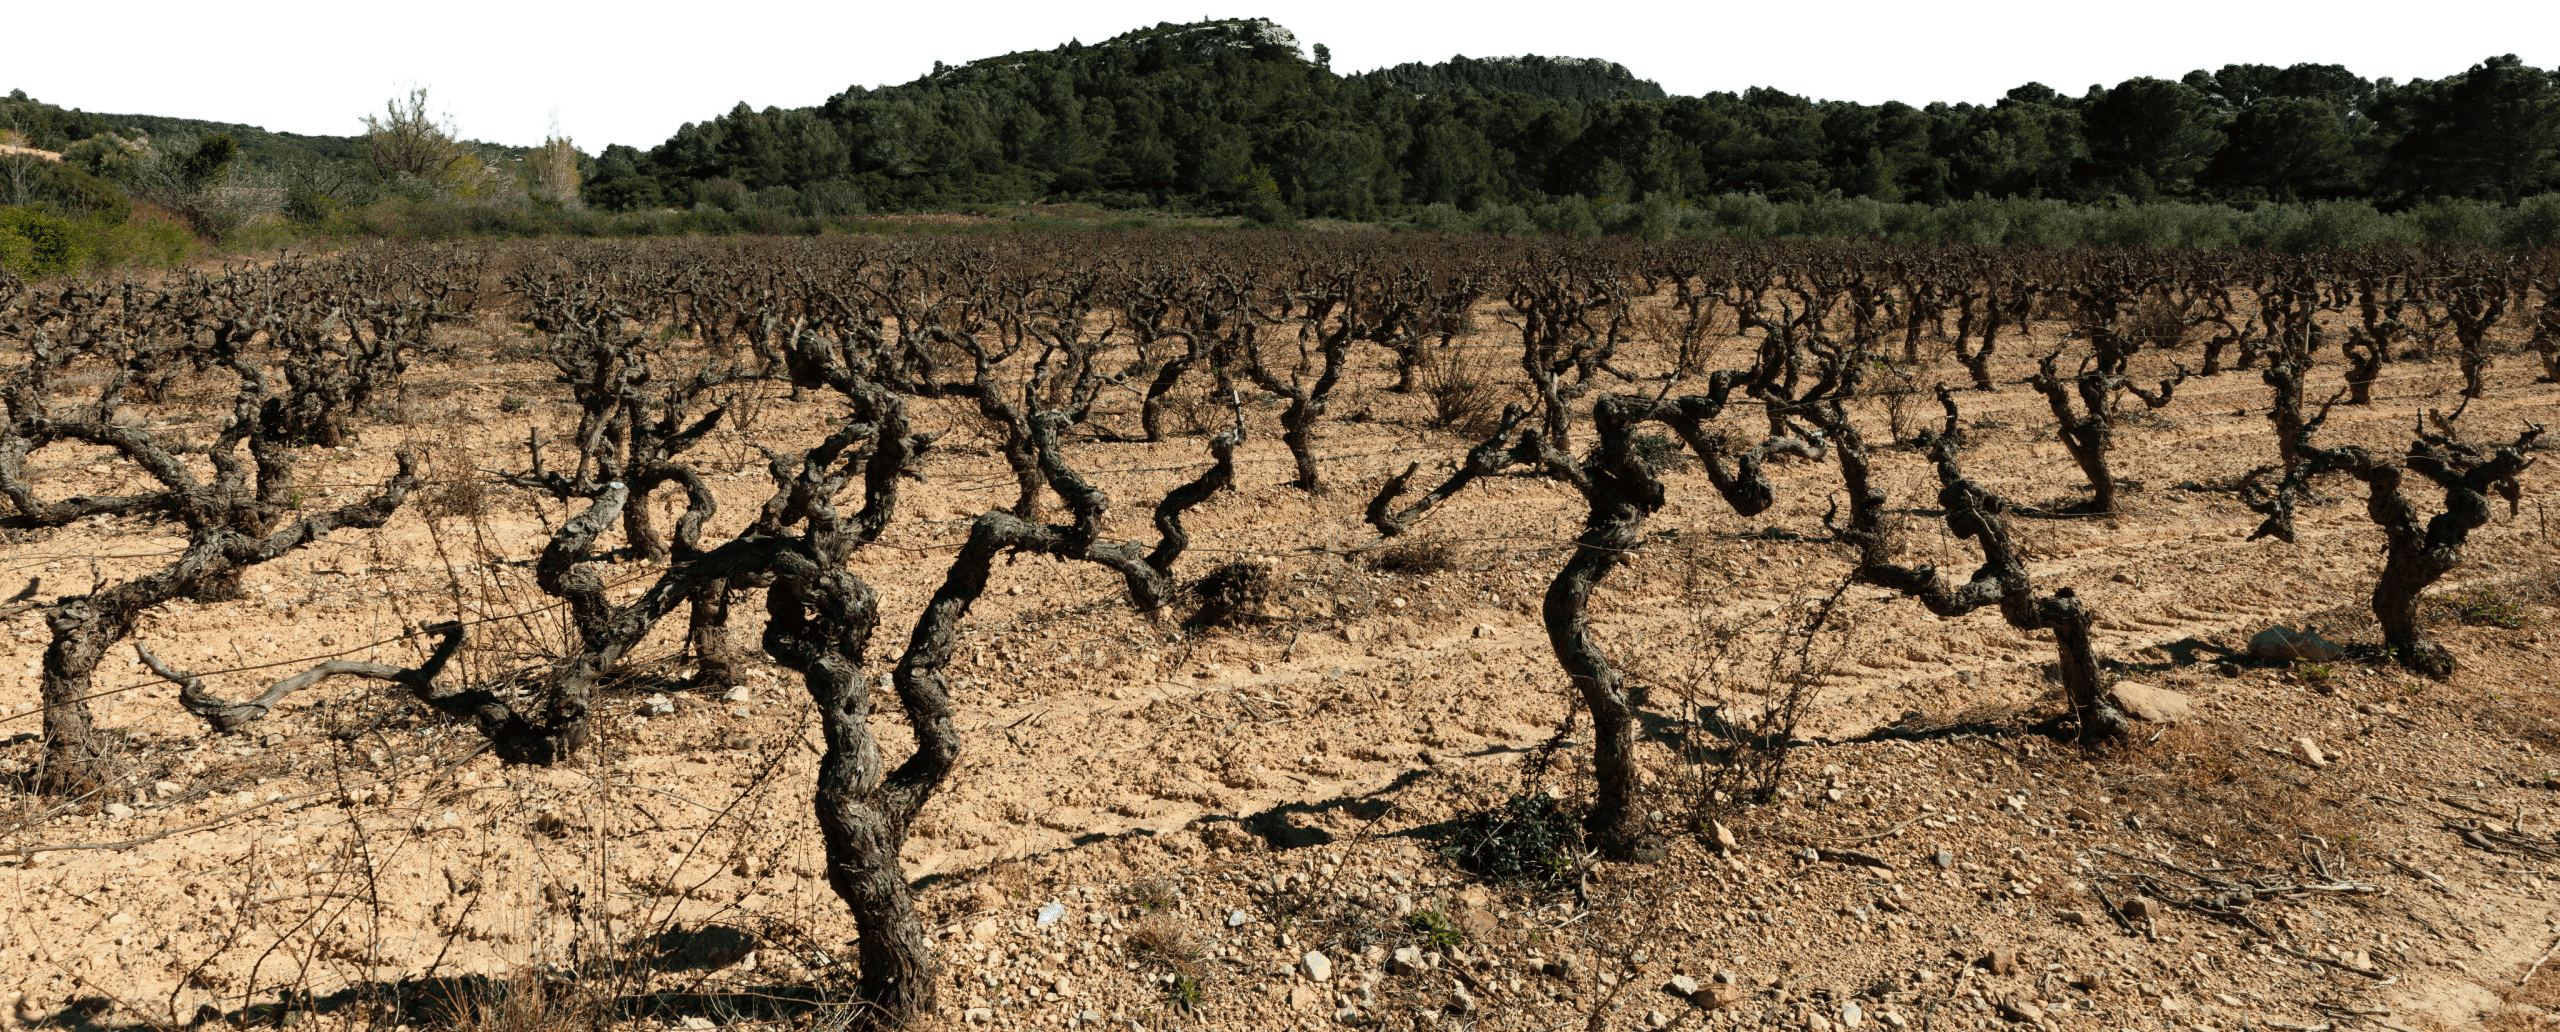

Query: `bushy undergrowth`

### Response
(15, 188, 2558, 282)
(0, 202, 196, 278)
(0, 207, 96, 277)
(1397, 191, 2560, 251)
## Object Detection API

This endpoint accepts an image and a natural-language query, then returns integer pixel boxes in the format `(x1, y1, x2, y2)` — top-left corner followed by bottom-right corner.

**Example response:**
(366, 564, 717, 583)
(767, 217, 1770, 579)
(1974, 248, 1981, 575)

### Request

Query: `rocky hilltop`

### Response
(911, 19, 1669, 104)
(1351, 52, 1669, 101)
(921, 17, 1331, 82)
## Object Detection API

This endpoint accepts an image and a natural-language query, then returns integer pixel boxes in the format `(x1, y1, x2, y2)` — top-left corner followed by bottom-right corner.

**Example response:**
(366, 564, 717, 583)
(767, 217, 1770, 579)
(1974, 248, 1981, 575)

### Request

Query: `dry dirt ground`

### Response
(3, 301, 2558, 1032)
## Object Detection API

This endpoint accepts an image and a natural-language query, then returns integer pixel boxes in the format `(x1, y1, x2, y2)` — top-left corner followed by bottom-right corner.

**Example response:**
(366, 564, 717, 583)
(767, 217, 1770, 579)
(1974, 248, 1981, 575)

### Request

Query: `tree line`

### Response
(8, 22, 2560, 268)
(589, 19, 2560, 219)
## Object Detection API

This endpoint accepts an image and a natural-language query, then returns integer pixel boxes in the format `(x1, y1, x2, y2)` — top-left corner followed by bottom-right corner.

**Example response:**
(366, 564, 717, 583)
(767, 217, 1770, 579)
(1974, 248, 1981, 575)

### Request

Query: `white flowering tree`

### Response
(529, 104, 588, 209)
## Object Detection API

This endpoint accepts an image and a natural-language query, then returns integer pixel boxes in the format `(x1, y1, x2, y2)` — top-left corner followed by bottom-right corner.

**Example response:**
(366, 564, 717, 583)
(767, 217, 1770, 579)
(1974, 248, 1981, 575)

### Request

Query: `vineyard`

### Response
(2, 235, 2558, 1032)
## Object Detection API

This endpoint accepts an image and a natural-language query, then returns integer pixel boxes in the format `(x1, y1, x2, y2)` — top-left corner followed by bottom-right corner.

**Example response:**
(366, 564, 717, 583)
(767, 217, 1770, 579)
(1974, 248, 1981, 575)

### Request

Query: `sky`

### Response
(10, 0, 2552, 152)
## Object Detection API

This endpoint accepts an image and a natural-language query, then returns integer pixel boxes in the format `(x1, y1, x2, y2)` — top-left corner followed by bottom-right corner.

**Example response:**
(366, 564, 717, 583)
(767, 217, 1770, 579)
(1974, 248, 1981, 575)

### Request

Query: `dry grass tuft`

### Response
(2081, 722, 2366, 860)
(1115, 876, 1182, 914)
(2124, 294, 2192, 350)
(1360, 542, 1456, 577)
(1124, 911, 1204, 980)
(1189, 560, 1275, 628)
(1417, 344, 1506, 435)
(408, 967, 608, 1032)
(2477, 955, 2560, 1032)
(415, 448, 494, 520)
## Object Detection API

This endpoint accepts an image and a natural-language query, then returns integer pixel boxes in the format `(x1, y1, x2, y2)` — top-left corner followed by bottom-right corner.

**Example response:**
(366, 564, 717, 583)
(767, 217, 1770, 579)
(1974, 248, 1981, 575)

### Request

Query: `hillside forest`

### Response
(5, 17, 2560, 275)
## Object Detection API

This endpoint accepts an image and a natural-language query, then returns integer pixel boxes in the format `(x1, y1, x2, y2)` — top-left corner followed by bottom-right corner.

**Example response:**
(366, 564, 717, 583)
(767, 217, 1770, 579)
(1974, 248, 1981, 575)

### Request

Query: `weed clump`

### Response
(1116, 878, 1182, 914)
(1419, 344, 1504, 434)
(1631, 430, 1690, 472)
(2445, 585, 2529, 629)
(1190, 560, 1274, 627)
(1362, 542, 1456, 576)
(1439, 791, 1581, 881)
(1161, 973, 1205, 1009)
(1405, 908, 1465, 948)
(1126, 910, 1203, 980)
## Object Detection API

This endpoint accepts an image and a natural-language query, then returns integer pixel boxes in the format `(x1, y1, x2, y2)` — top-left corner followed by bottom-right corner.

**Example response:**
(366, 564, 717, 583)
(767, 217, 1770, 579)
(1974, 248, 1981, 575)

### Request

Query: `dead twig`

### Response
(1813, 847, 1895, 869)
(2524, 934, 2560, 987)
(2381, 854, 2449, 891)
(1829, 815, 1926, 844)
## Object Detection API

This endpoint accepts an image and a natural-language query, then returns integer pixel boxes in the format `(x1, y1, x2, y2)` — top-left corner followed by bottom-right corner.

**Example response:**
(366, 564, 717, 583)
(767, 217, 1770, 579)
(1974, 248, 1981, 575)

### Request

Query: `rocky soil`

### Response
(2, 302, 2557, 1032)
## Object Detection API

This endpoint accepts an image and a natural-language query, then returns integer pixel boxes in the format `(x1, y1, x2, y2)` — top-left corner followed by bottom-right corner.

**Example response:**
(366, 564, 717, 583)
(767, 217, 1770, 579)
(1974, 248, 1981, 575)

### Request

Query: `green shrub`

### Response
(2240, 200, 2400, 253)
(1530, 197, 1601, 237)
(61, 136, 142, 183)
(0, 206, 91, 277)
(1782, 192, 1886, 239)
(76, 210, 193, 270)
(2404, 200, 2503, 245)
(1992, 198, 2085, 245)
(1605, 196, 1677, 239)
(1924, 198, 2014, 245)
(7, 160, 132, 224)
(2505, 193, 2560, 248)
(285, 189, 340, 224)
(2085, 201, 2235, 248)
(1403, 202, 1472, 234)
(1232, 178, 1298, 229)
(582, 169, 665, 213)
(1683, 193, 1780, 238)
(0, 227, 28, 277)
(179, 134, 237, 187)
(1472, 203, 1535, 237)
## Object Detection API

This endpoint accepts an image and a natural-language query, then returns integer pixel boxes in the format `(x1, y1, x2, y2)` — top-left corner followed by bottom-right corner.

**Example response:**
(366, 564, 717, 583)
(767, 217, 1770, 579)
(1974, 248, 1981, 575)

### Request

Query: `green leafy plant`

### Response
(1439, 791, 1581, 881)
(1162, 974, 1204, 1009)
(499, 394, 530, 413)
(1406, 908, 1465, 948)
(2446, 585, 2528, 629)
(2293, 660, 2335, 686)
